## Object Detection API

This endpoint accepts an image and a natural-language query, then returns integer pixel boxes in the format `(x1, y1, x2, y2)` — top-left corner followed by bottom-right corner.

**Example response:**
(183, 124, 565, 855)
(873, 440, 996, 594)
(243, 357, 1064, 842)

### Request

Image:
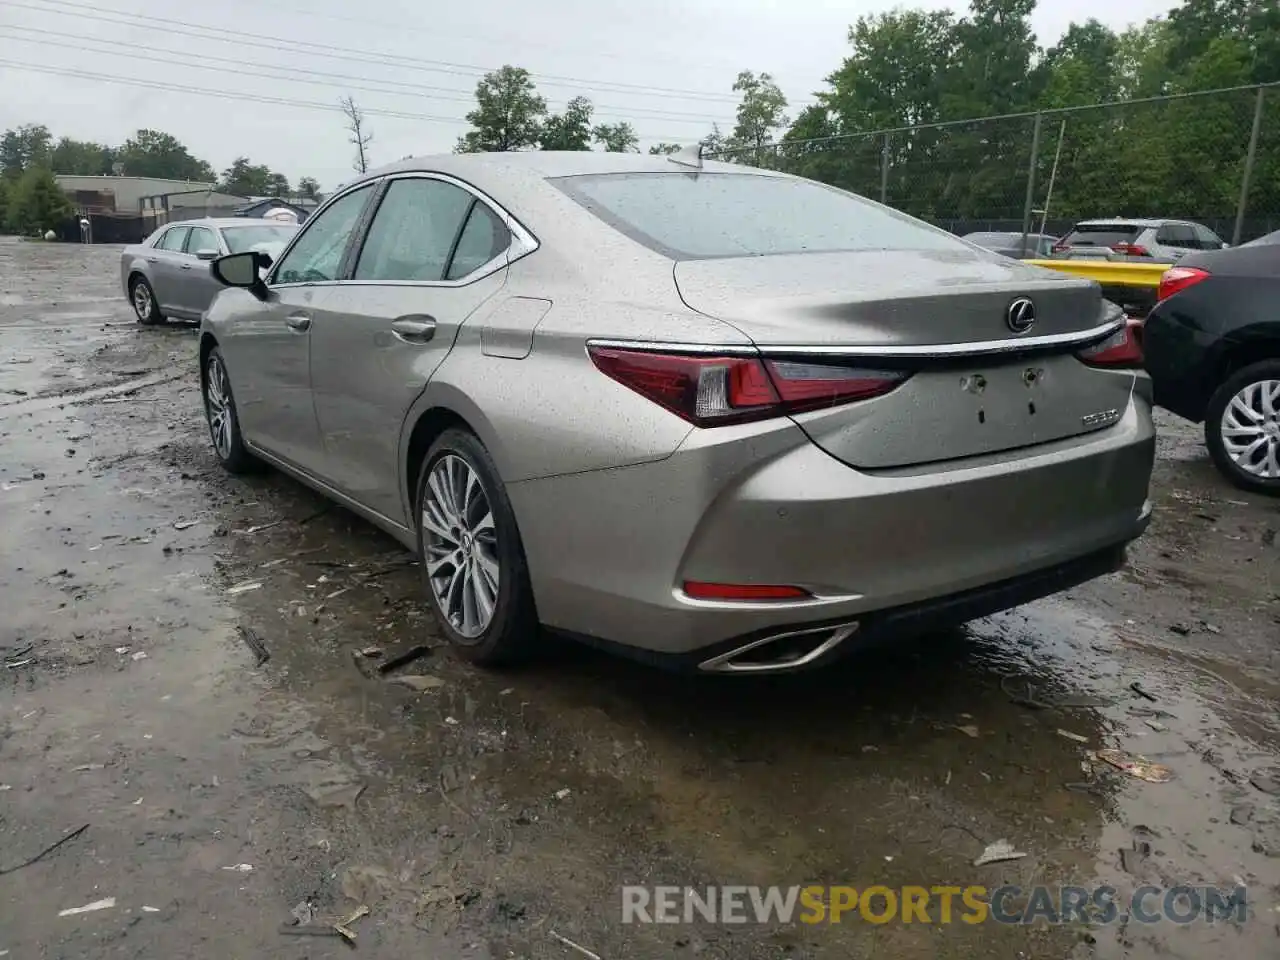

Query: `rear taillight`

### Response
(1077, 319, 1144, 368)
(587, 346, 909, 426)
(1051, 242, 1070, 254)
(1157, 266, 1210, 302)
(1111, 242, 1150, 257)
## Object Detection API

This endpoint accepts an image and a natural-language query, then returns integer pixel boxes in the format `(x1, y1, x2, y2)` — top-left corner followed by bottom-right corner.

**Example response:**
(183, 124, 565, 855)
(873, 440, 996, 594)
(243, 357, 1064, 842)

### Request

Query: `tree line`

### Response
(0, 123, 321, 235)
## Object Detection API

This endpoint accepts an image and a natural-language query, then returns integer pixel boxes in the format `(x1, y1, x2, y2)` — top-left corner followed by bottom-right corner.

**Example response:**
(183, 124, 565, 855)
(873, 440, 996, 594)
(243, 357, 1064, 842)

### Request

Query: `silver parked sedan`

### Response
(199, 151, 1154, 673)
(120, 218, 299, 324)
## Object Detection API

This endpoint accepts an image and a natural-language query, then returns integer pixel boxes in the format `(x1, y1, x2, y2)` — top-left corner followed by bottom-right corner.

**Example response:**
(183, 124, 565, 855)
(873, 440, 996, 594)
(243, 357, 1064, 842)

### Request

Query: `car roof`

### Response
(170, 217, 300, 229)
(348, 150, 761, 187)
(1072, 218, 1191, 229)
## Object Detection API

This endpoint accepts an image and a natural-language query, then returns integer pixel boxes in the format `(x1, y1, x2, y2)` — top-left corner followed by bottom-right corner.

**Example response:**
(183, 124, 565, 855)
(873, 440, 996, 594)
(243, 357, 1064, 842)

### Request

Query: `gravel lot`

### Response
(2, 237, 1279, 959)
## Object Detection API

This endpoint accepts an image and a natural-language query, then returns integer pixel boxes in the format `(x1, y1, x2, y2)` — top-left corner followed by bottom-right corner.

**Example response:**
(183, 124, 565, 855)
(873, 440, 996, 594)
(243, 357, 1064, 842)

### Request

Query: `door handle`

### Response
(285, 313, 312, 332)
(390, 316, 436, 343)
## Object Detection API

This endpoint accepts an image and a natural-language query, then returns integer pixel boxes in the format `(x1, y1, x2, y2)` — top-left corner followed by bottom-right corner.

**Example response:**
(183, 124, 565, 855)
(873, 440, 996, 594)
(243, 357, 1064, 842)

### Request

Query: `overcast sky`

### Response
(0, 0, 1175, 190)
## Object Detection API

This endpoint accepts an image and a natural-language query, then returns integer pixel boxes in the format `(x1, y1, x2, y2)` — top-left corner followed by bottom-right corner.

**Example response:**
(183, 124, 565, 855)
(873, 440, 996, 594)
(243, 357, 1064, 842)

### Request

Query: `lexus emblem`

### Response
(1006, 297, 1036, 334)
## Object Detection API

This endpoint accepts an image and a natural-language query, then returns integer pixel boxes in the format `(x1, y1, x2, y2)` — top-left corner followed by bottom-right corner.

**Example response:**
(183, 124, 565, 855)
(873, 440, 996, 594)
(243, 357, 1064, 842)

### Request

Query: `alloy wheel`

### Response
(422, 454, 500, 639)
(133, 281, 152, 321)
(1220, 378, 1280, 480)
(205, 355, 233, 460)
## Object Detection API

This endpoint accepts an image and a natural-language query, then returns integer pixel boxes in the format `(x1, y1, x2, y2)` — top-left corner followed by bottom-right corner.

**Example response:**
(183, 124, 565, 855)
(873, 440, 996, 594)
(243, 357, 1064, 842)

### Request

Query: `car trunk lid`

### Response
(673, 250, 1134, 469)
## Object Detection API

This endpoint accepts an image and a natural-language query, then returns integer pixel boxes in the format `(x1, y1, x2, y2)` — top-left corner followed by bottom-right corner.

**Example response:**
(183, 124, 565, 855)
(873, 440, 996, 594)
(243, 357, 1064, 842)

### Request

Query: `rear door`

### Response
(178, 225, 224, 315)
(148, 225, 190, 309)
(309, 174, 512, 524)
(1154, 222, 1198, 261)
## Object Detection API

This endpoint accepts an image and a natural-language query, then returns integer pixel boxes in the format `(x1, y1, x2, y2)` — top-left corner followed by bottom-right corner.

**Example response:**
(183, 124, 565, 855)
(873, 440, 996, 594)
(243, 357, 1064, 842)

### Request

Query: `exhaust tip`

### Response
(698, 622, 858, 674)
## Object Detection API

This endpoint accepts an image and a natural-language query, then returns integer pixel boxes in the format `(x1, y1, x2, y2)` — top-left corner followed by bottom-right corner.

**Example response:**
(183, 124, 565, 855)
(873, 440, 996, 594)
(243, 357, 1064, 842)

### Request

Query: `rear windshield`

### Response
(1063, 223, 1142, 247)
(221, 223, 298, 254)
(552, 172, 968, 260)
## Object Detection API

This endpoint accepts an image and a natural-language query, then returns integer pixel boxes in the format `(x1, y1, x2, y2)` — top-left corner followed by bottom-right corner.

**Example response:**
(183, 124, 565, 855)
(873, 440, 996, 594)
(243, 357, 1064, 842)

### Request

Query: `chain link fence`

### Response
(717, 83, 1279, 244)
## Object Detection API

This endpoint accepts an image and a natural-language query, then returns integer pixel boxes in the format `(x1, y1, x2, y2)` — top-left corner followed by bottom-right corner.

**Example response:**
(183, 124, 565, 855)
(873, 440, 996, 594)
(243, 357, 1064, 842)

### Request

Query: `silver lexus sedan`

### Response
(199, 150, 1154, 673)
(120, 218, 298, 324)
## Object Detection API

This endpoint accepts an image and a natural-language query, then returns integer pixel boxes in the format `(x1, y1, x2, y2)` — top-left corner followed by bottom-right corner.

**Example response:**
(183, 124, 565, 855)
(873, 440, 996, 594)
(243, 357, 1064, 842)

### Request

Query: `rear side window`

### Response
(553, 172, 967, 260)
(356, 178, 474, 282)
(1193, 224, 1224, 250)
(1156, 223, 1197, 247)
(1062, 224, 1141, 247)
(156, 226, 189, 251)
(446, 203, 511, 280)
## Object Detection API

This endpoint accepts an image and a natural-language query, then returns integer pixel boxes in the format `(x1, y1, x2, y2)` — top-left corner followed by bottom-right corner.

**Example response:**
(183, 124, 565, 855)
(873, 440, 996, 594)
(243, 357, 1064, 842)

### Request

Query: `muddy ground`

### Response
(1, 237, 1278, 959)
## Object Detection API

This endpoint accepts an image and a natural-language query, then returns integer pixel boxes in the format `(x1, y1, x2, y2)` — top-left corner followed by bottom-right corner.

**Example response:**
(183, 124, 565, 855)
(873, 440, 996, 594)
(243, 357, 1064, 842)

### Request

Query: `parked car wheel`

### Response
(130, 275, 164, 325)
(1204, 359, 1280, 496)
(415, 429, 537, 665)
(202, 347, 257, 474)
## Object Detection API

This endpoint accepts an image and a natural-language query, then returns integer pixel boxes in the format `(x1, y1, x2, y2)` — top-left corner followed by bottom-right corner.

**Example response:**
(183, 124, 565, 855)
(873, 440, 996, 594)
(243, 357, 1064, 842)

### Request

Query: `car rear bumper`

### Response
(507, 393, 1155, 663)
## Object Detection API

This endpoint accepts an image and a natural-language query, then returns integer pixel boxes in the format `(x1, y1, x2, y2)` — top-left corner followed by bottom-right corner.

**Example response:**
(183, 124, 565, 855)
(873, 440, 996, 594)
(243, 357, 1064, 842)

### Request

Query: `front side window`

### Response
(157, 226, 189, 251)
(355, 178, 475, 282)
(1193, 224, 1224, 250)
(185, 226, 217, 255)
(553, 172, 970, 260)
(273, 186, 373, 284)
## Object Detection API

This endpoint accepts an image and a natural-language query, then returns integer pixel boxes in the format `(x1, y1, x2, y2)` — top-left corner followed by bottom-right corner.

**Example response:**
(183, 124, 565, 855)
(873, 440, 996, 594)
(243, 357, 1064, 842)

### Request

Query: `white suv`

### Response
(1052, 218, 1227, 263)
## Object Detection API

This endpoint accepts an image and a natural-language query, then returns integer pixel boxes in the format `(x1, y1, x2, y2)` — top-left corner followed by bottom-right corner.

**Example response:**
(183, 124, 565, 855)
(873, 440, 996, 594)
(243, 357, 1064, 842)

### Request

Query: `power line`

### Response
(200, 0, 755, 78)
(0, 27, 730, 127)
(0, 58, 702, 144)
(14, 0, 773, 106)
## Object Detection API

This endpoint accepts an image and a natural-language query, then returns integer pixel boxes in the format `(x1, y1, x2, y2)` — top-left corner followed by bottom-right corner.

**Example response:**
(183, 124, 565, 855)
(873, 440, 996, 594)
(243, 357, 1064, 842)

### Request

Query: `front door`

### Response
(177, 224, 224, 317)
(147, 224, 190, 311)
(309, 176, 513, 525)
(219, 184, 377, 474)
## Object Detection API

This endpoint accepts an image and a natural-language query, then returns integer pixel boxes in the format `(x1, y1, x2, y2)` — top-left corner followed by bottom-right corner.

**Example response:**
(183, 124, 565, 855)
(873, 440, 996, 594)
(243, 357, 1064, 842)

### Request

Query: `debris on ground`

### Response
(131, 651, 147, 661)
(377, 644, 431, 674)
(1169, 622, 1193, 636)
(222, 863, 254, 873)
(1230, 805, 1255, 826)
(1130, 682, 1159, 702)
(388, 674, 446, 692)
(973, 839, 1028, 866)
(172, 519, 199, 530)
(279, 924, 343, 938)
(1145, 719, 1168, 732)
(1057, 729, 1089, 743)
(333, 905, 371, 942)
(1093, 748, 1175, 783)
(550, 930, 603, 960)
(955, 724, 980, 738)
(237, 626, 269, 666)
(57, 898, 116, 917)
(290, 900, 316, 926)
(1250, 768, 1280, 796)
(360, 646, 383, 658)
(1119, 835, 1153, 874)
(555, 788, 572, 801)
(444, 716, 459, 726)
(0, 823, 90, 876)
(237, 521, 283, 535)
(227, 580, 263, 596)
(1000, 676, 1051, 709)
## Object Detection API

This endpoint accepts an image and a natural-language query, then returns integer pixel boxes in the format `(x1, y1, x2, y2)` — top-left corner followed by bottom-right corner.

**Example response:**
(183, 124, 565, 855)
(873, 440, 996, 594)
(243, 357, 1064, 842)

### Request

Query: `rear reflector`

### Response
(1157, 266, 1210, 302)
(588, 346, 908, 427)
(683, 581, 811, 601)
(1077, 319, 1144, 368)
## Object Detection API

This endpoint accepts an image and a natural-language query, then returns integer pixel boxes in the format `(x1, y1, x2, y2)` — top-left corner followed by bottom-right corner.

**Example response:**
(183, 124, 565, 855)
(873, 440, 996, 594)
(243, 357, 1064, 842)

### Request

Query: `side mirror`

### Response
(211, 251, 271, 298)
(195, 248, 219, 261)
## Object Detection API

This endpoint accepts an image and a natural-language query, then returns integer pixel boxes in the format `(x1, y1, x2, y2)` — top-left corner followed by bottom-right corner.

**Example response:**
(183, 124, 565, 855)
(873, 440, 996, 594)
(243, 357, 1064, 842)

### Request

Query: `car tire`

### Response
(130, 275, 164, 325)
(1204, 359, 1280, 497)
(415, 429, 538, 666)
(202, 346, 257, 474)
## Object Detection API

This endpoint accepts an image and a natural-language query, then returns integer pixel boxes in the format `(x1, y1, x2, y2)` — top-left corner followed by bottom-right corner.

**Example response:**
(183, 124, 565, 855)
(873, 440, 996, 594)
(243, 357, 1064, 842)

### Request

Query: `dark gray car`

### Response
(962, 232, 1058, 260)
(120, 218, 299, 324)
